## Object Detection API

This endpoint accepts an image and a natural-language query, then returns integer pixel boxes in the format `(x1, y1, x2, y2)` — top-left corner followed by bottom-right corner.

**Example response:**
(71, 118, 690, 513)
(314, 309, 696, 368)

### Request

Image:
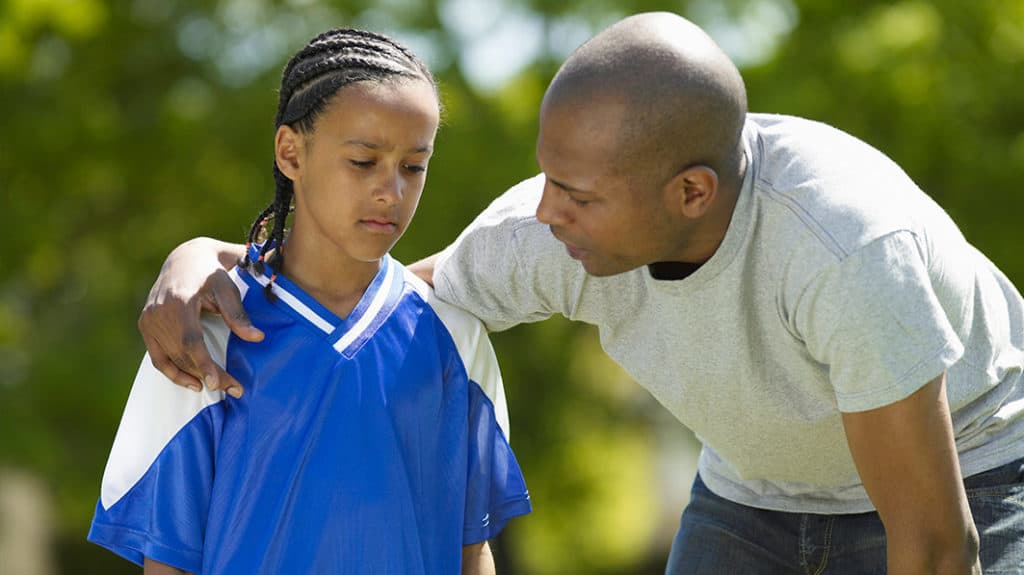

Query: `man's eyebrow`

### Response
(549, 177, 592, 194)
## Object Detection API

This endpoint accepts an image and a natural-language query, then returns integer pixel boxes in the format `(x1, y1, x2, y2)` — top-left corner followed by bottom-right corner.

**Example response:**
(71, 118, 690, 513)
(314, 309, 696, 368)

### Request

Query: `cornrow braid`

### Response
(242, 28, 437, 301)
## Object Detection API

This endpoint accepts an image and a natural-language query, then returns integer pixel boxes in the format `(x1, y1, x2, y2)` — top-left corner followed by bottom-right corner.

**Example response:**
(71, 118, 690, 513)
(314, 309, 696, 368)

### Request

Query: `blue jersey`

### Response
(88, 254, 531, 574)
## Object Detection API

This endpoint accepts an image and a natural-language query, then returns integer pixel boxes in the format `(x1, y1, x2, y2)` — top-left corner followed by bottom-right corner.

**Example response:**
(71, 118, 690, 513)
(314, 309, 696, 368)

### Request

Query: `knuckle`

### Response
(181, 330, 205, 349)
(149, 354, 170, 370)
(170, 352, 198, 371)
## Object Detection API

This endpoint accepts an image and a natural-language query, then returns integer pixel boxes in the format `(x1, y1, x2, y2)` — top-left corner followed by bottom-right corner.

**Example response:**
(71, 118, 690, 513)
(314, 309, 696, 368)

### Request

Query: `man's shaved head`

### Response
(543, 12, 747, 181)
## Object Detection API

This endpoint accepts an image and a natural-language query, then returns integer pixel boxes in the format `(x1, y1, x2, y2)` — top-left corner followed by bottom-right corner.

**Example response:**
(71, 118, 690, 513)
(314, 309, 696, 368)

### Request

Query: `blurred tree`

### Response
(0, 0, 1020, 573)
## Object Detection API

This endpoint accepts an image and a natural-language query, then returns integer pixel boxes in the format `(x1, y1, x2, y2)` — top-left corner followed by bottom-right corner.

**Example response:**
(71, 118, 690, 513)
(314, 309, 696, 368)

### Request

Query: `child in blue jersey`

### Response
(88, 28, 531, 575)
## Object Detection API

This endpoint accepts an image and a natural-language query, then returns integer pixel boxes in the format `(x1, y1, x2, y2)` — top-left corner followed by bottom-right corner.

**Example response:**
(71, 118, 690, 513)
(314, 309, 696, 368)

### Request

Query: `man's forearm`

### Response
(886, 528, 980, 575)
(842, 375, 981, 575)
(205, 237, 246, 270)
(160, 237, 245, 275)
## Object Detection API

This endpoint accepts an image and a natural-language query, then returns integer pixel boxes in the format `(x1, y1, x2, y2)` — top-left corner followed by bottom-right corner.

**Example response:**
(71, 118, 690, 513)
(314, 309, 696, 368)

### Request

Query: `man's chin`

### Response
(578, 258, 630, 278)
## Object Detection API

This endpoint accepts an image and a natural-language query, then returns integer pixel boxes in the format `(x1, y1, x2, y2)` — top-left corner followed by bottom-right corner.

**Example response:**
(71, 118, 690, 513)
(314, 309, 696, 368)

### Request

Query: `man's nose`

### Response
(536, 185, 570, 226)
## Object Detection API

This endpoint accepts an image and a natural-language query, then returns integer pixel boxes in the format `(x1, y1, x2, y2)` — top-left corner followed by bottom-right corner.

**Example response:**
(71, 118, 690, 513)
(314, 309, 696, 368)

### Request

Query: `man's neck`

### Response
(647, 260, 703, 280)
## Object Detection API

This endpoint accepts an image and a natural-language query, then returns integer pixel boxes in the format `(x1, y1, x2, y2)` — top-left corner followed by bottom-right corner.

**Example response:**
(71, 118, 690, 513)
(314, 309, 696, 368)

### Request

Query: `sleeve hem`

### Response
(835, 340, 963, 413)
(462, 497, 533, 545)
(87, 521, 202, 573)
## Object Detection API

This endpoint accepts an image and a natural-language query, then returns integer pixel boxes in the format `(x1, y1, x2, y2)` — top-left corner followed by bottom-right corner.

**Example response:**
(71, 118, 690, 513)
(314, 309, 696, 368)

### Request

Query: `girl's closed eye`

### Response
(350, 159, 375, 168)
(403, 163, 427, 174)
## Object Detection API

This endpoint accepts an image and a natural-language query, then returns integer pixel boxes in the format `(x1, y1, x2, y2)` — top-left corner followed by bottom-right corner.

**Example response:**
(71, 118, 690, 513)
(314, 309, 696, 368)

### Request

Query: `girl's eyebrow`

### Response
(344, 139, 384, 149)
(344, 139, 433, 153)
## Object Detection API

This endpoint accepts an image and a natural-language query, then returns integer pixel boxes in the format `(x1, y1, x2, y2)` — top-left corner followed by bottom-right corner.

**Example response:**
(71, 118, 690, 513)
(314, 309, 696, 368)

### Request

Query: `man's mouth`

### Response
(551, 228, 588, 260)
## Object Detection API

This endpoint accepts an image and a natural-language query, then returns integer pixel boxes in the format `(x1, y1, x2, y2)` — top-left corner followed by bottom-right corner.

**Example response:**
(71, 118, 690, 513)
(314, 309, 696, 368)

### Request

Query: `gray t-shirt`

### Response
(434, 113, 1024, 513)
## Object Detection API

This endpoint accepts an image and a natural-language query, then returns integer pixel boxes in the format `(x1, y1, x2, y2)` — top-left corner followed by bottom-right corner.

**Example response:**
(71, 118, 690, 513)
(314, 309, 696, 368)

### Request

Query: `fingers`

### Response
(140, 297, 245, 397)
(207, 270, 264, 343)
(143, 327, 245, 398)
(213, 365, 245, 399)
(142, 331, 202, 392)
(178, 327, 242, 397)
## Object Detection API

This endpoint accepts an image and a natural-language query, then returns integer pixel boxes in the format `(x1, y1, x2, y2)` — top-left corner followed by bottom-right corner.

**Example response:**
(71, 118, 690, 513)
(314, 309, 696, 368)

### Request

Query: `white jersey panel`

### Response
(99, 316, 228, 510)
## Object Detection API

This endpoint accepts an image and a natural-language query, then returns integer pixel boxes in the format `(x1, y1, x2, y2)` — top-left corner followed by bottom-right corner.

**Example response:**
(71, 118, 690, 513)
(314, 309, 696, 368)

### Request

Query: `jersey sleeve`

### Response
(434, 173, 586, 332)
(87, 316, 231, 571)
(794, 231, 965, 412)
(424, 289, 533, 544)
(457, 320, 532, 544)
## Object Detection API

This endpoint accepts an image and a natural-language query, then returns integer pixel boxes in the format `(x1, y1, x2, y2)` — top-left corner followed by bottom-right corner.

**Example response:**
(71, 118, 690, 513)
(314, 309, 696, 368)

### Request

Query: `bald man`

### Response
(139, 13, 1023, 574)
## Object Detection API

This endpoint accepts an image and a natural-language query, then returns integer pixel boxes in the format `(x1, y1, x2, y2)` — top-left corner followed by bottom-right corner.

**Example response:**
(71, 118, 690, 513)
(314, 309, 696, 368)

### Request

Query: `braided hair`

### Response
(243, 28, 437, 300)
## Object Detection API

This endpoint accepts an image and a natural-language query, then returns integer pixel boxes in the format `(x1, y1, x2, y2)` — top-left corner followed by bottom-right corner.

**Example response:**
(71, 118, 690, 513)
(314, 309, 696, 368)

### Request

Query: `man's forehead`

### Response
(539, 91, 629, 138)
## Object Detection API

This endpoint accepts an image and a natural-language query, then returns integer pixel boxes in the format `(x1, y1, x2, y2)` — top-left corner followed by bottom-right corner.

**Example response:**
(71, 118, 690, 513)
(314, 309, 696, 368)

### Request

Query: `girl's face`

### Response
(277, 79, 440, 266)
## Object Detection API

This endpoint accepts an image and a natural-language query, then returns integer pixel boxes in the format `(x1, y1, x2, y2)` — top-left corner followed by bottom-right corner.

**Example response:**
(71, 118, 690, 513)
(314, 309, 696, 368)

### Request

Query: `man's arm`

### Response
(138, 237, 262, 397)
(841, 372, 980, 575)
(144, 558, 189, 574)
(461, 541, 495, 575)
(407, 253, 437, 287)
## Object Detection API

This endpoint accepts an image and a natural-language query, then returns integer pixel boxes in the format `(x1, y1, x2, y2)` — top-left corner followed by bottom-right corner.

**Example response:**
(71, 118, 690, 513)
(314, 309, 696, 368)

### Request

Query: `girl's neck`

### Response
(274, 229, 382, 319)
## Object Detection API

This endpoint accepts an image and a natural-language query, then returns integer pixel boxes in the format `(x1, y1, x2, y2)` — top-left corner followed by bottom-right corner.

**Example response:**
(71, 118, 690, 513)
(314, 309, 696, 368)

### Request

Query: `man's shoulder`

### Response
(470, 173, 546, 229)
(746, 113, 885, 164)
(745, 114, 934, 258)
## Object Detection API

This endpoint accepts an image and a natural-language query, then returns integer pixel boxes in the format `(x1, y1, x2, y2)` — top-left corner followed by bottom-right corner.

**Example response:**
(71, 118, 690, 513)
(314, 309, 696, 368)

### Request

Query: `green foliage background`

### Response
(1, 0, 1021, 573)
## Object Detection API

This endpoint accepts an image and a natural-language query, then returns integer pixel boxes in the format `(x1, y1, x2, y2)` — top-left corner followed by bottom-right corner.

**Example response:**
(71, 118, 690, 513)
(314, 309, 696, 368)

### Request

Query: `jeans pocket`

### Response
(964, 459, 1024, 574)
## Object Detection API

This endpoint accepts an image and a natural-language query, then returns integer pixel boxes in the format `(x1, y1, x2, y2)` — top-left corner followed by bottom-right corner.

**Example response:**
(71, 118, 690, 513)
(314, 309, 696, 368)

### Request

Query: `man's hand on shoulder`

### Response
(138, 237, 260, 397)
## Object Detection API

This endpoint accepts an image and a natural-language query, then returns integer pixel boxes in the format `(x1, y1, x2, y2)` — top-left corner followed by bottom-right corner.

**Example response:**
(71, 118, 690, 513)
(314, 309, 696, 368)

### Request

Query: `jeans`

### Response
(666, 458, 1024, 574)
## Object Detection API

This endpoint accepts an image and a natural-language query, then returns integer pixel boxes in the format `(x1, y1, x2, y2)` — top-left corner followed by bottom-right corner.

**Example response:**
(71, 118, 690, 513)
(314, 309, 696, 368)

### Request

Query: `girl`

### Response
(88, 28, 530, 575)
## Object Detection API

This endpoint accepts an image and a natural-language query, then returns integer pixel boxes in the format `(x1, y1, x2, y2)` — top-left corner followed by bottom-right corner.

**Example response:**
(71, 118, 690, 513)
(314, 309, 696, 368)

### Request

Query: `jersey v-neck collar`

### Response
(236, 247, 405, 359)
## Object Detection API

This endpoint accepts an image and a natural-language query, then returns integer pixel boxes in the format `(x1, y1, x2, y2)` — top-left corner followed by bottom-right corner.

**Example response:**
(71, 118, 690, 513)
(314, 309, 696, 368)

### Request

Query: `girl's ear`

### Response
(275, 125, 304, 181)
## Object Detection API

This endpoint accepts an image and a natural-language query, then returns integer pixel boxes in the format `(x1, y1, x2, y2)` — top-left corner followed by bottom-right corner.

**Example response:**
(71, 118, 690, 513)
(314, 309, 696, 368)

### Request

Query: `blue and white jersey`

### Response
(88, 253, 531, 574)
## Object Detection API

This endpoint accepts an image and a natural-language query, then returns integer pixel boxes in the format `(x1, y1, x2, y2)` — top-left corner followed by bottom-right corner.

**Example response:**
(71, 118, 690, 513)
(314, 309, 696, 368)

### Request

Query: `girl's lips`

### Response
(360, 219, 397, 233)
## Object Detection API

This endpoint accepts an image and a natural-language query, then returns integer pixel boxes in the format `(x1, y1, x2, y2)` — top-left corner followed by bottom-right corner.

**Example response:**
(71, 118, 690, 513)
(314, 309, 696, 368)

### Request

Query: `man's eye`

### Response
(350, 160, 375, 168)
(570, 197, 590, 207)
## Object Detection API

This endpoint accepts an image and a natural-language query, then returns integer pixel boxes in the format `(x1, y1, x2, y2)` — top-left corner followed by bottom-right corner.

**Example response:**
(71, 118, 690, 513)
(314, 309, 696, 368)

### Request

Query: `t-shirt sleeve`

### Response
(795, 231, 965, 412)
(87, 316, 231, 571)
(434, 173, 581, 332)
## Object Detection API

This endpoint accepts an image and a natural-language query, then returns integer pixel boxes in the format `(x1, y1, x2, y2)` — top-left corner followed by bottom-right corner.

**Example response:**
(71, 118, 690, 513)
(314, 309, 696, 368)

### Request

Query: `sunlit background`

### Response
(2, 0, 1023, 573)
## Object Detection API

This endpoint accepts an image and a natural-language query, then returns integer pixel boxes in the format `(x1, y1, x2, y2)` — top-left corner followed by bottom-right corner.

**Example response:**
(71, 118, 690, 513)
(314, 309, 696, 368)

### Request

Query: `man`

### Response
(139, 12, 1024, 574)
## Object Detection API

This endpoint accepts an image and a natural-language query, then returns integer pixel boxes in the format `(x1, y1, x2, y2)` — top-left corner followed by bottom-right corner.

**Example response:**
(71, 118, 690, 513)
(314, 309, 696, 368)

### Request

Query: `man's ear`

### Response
(275, 125, 304, 181)
(664, 165, 719, 219)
